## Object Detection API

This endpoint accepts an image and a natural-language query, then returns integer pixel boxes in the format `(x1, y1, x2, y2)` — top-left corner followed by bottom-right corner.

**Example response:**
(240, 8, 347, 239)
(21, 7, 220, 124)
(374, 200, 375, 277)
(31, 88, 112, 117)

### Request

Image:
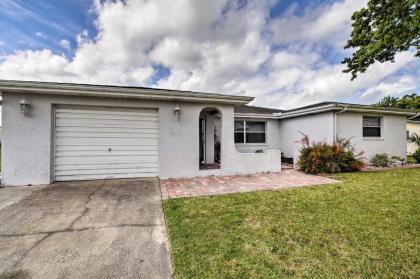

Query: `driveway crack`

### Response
(68, 181, 106, 229)
(12, 232, 52, 269)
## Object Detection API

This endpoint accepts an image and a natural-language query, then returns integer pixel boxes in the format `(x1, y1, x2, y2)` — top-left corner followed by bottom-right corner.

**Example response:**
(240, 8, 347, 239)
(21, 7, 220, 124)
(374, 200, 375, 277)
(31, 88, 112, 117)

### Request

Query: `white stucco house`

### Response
(407, 117, 420, 154)
(275, 102, 419, 164)
(0, 80, 418, 186)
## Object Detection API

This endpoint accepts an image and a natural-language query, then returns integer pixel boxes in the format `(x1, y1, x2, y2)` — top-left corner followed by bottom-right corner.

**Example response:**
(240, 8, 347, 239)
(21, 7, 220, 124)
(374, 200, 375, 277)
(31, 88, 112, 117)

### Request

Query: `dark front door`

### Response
(199, 117, 205, 163)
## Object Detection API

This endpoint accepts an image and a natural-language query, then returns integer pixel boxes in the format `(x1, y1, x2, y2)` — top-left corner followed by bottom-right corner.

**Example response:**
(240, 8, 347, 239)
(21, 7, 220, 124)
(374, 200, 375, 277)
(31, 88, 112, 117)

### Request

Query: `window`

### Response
(363, 116, 381, 138)
(234, 121, 266, 143)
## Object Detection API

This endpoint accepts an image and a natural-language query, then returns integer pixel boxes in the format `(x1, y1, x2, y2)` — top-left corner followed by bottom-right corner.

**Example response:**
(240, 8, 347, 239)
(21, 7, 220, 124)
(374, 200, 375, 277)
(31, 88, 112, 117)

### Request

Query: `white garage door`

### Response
(54, 106, 159, 181)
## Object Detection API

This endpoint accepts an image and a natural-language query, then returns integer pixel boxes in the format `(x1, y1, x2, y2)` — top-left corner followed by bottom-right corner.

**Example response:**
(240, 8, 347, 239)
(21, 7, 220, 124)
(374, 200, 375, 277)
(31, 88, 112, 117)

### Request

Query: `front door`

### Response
(199, 117, 205, 163)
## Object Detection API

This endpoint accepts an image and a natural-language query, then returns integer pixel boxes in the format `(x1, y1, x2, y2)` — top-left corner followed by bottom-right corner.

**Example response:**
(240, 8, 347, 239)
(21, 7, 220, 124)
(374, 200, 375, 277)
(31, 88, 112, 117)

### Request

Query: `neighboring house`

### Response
(0, 80, 418, 186)
(407, 116, 420, 154)
(276, 102, 418, 164)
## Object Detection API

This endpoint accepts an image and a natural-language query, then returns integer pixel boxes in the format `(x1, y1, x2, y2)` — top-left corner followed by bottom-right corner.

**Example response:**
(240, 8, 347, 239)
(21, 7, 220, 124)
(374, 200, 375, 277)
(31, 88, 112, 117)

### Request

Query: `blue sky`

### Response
(0, 1, 94, 55)
(0, 0, 418, 109)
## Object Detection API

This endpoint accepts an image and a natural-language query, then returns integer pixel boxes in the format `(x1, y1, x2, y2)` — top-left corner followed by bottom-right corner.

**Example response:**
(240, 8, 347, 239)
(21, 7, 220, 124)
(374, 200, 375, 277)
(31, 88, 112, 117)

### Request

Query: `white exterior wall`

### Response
(407, 121, 420, 154)
(337, 112, 407, 160)
(278, 112, 335, 162)
(2, 93, 281, 186)
(234, 118, 281, 153)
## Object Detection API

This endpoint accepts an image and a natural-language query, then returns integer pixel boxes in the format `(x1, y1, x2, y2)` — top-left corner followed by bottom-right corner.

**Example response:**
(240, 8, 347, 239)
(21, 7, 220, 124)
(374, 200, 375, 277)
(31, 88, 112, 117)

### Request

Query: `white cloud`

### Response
(361, 75, 418, 103)
(35, 32, 45, 38)
(0, 49, 69, 80)
(59, 39, 71, 51)
(0, 0, 418, 109)
(270, 0, 366, 48)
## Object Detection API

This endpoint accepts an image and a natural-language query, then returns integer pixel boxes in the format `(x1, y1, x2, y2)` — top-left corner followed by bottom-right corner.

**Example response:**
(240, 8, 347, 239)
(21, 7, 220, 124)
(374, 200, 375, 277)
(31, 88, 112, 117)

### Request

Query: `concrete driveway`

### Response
(0, 178, 171, 279)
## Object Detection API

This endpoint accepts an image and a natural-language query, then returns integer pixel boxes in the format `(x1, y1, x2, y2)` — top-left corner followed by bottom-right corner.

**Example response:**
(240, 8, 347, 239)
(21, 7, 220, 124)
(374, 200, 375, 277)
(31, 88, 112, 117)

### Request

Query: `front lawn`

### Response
(164, 169, 420, 278)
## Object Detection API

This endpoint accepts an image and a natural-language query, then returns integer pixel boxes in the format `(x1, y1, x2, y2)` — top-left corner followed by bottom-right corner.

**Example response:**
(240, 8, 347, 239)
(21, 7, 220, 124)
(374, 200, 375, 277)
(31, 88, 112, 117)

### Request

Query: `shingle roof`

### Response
(234, 105, 283, 114)
(284, 101, 419, 114)
(0, 80, 254, 105)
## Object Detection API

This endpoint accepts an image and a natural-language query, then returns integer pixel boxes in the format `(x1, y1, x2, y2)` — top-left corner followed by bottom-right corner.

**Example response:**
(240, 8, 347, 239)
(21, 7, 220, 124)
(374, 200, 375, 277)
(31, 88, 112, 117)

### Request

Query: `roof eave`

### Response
(0, 80, 254, 105)
(276, 104, 419, 119)
(234, 113, 278, 119)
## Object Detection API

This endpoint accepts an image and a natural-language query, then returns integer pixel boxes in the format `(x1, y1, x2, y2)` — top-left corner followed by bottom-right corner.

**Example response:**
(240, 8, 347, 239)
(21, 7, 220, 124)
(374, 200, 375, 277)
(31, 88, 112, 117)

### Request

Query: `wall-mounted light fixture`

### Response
(173, 104, 181, 121)
(19, 99, 31, 117)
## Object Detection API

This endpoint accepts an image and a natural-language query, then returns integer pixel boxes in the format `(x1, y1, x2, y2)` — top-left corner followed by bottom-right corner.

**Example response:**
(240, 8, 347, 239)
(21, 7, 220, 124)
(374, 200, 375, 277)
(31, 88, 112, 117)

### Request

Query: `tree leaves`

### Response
(374, 93, 420, 109)
(343, 0, 420, 80)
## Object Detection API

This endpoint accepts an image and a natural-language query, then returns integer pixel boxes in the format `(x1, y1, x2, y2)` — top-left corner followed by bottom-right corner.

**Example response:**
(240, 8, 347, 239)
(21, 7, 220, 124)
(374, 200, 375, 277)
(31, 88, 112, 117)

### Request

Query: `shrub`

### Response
(409, 133, 420, 148)
(407, 155, 417, 164)
(297, 134, 365, 174)
(370, 153, 392, 167)
(391, 155, 405, 166)
(413, 148, 420, 163)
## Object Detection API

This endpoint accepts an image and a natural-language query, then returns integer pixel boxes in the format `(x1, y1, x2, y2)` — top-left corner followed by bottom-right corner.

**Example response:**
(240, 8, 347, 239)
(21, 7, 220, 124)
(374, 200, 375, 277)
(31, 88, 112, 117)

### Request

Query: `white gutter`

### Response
(276, 105, 418, 119)
(0, 80, 254, 105)
(234, 113, 278, 119)
(275, 104, 337, 119)
(342, 107, 418, 116)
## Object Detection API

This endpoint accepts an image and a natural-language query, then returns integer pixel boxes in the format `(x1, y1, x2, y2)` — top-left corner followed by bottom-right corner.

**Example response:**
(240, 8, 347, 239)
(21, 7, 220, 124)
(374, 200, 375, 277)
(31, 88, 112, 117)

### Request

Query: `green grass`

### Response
(164, 169, 420, 278)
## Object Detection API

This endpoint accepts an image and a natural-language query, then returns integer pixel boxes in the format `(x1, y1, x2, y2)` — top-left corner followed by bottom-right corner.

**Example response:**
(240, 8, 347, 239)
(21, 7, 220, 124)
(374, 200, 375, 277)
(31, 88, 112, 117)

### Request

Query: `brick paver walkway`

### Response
(160, 169, 338, 199)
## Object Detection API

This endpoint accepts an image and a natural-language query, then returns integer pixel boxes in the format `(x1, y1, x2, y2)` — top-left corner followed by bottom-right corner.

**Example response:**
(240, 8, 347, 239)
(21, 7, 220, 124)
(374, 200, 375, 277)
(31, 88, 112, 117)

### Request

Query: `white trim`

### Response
(0, 80, 253, 105)
(275, 105, 336, 118)
(276, 105, 418, 119)
(234, 113, 278, 119)
(235, 143, 268, 146)
(362, 115, 382, 139)
(234, 120, 267, 144)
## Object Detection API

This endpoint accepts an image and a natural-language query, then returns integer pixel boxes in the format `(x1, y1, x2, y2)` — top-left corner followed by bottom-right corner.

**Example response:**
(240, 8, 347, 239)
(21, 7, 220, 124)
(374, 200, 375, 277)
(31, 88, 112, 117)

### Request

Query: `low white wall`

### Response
(337, 112, 408, 161)
(231, 149, 281, 173)
(2, 92, 281, 186)
(407, 121, 420, 154)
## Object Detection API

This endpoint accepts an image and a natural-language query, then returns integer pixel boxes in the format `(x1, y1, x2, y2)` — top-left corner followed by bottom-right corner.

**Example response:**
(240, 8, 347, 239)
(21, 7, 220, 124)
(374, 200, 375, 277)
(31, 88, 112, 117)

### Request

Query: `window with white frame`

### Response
(234, 120, 266, 143)
(363, 116, 381, 138)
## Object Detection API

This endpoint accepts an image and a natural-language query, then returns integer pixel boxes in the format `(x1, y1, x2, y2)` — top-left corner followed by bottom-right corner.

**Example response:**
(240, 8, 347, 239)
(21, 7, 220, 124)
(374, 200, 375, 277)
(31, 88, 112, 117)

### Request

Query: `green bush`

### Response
(370, 153, 392, 167)
(407, 155, 417, 164)
(297, 134, 365, 174)
(391, 155, 405, 165)
(413, 148, 420, 163)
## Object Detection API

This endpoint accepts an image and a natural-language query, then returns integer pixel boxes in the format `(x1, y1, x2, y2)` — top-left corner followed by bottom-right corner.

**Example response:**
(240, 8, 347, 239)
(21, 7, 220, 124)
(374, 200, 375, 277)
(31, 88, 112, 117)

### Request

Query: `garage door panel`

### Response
(57, 172, 157, 181)
(56, 131, 158, 138)
(56, 145, 158, 152)
(56, 155, 158, 164)
(54, 106, 159, 181)
(55, 167, 158, 176)
(56, 119, 158, 128)
(55, 113, 158, 121)
(56, 108, 156, 116)
(56, 137, 158, 146)
(54, 162, 158, 171)
(56, 126, 158, 133)
(56, 150, 159, 157)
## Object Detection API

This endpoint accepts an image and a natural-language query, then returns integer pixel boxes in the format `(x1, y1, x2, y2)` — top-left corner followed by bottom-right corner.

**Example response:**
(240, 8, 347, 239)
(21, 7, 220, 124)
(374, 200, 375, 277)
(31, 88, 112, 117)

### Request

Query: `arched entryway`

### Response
(199, 107, 222, 170)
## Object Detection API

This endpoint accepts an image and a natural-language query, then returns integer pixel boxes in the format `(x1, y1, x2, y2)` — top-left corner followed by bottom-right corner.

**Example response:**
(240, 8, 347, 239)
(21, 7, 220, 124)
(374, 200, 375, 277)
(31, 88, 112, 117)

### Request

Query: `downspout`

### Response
(334, 106, 347, 143)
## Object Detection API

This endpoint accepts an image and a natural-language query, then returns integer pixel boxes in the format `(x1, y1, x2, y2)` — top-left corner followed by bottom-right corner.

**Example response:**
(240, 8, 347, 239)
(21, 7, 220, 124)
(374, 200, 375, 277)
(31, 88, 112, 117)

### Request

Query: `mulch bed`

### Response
(362, 164, 420, 172)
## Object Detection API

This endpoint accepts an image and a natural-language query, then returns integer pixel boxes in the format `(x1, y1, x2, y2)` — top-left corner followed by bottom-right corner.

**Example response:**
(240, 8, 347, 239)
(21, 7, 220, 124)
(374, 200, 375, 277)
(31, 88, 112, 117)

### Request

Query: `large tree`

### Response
(343, 0, 420, 80)
(374, 93, 420, 109)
